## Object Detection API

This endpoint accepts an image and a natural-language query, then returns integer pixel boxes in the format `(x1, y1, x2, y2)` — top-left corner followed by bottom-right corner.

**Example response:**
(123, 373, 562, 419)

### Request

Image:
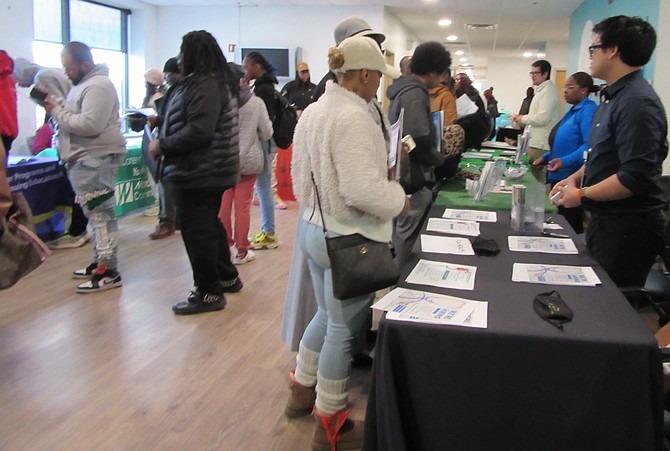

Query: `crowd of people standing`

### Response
(2, 12, 668, 451)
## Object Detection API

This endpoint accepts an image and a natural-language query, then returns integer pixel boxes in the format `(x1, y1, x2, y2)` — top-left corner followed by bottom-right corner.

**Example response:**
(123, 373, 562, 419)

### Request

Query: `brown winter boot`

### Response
(284, 370, 316, 418)
(311, 409, 364, 451)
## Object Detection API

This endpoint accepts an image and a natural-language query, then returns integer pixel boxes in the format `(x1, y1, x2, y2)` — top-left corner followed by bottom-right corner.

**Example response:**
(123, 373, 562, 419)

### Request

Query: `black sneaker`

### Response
(76, 269, 122, 293)
(172, 289, 226, 315)
(219, 277, 243, 293)
(73, 262, 98, 279)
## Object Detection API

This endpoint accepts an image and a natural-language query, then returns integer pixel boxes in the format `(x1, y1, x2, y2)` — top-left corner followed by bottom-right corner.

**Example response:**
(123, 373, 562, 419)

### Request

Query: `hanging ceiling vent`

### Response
(464, 23, 498, 30)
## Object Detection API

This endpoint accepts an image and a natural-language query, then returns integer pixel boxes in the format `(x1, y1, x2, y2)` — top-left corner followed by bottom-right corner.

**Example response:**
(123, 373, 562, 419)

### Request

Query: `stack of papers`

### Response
(406, 259, 477, 290)
(512, 263, 602, 286)
(421, 235, 475, 255)
(426, 218, 480, 236)
(373, 287, 488, 328)
(442, 209, 497, 222)
(508, 236, 578, 254)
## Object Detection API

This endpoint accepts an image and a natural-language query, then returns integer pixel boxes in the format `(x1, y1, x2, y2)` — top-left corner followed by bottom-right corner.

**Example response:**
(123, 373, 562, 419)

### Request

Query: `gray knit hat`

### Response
(334, 16, 385, 46)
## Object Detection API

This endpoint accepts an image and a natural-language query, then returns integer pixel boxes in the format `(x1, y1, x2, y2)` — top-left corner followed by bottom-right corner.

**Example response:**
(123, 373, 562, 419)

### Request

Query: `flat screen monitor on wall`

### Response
(239, 47, 299, 80)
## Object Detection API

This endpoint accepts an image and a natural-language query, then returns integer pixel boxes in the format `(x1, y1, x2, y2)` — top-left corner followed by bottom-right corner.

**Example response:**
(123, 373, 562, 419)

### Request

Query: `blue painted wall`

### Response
(569, 0, 660, 81)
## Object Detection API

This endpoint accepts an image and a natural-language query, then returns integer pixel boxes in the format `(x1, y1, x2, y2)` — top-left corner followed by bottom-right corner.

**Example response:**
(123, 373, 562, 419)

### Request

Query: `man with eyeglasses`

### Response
(511, 60, 561, 183)
(550, 16, 668, 288)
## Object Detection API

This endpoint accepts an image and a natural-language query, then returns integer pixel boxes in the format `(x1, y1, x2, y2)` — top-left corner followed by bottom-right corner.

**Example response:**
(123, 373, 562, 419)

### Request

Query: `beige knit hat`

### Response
(330, 36, 400, 79)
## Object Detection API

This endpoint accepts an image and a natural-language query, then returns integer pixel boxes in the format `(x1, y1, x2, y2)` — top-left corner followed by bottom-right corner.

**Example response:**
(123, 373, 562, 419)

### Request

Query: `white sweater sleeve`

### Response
(330, 114, 405, 220)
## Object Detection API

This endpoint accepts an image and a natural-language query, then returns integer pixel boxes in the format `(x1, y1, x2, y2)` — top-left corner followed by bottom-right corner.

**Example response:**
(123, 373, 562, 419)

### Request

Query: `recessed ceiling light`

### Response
(537, 52, 546, 58)
(522, 51, 533, 58)
(455, 50, 465, 56)
(459, 57, 468, 62)
(438, 18, 452, 26)
(446, 35, 458, 41)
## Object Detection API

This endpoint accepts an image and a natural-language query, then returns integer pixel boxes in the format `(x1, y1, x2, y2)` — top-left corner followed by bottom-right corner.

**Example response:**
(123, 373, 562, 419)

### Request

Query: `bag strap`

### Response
(310, 171, 328, 235)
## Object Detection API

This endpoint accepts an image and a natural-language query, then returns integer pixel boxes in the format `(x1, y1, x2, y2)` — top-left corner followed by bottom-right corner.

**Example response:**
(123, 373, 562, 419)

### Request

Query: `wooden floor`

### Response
(0, 202, 372, 450)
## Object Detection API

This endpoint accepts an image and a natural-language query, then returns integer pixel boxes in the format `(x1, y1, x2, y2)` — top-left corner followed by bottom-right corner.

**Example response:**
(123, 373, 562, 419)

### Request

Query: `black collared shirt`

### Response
(584, 70, 668, 214)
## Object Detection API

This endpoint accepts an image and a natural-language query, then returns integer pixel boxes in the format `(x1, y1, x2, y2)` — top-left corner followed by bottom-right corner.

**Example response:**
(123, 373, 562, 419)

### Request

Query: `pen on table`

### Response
(541, 231, 570, 238)
(545, 216, 554, 224)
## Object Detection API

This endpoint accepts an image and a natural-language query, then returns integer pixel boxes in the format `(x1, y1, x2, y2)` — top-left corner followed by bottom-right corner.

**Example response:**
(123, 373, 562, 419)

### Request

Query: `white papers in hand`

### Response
(442, 208, 497, 222)
(388, 110, 403, 177)
(426, 218, 480, 236)
(508, 236, 578, 254)
(512, 263, 602, 286)
(406, 259, 477, 290)
(374, 287, 488, 328)
(456, 93, 479, 118)
(421, 235, 475, 255)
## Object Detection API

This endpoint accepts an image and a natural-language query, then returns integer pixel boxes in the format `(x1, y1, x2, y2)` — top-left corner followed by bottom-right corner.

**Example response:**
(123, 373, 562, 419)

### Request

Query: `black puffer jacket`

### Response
(159, 74, 240, 190)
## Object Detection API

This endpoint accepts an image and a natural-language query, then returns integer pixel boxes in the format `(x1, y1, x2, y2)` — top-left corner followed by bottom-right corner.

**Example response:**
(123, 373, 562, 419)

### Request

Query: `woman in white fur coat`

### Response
(285, 36, 407, 450)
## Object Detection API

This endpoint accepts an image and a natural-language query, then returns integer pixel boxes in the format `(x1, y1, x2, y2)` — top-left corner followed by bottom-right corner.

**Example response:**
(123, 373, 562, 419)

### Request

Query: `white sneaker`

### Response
(233, 249, 256, 265)
(229, 245, 238, 262)
(47, 232, 91, 250)
(76, 269, 122, 293)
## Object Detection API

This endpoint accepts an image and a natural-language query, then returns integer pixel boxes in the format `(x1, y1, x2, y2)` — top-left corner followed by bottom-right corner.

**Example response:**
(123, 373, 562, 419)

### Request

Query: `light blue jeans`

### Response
(67, 154, 123, 270)
(300, 222, 372, 380)
(254, 140, 275, 234)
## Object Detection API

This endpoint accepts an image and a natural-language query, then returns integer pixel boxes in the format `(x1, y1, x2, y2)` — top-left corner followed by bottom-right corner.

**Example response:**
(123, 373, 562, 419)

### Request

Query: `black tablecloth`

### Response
(363, 206, 663, 451)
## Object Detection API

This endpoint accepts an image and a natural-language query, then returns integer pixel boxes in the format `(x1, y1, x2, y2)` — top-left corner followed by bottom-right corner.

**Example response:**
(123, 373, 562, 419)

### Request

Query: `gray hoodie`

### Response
(50, 64, 126, 164)
(387, 75, 444, 193)
(12, 59, 71, 101)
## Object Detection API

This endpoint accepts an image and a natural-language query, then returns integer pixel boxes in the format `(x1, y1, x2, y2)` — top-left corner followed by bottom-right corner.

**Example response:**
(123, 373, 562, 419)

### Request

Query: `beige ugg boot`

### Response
(284, 370, 316, 418)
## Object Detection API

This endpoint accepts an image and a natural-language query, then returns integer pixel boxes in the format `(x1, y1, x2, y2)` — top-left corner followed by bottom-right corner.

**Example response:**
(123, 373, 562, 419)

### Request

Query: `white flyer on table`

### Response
(421, 235, 475, 255)
(386, 300, 488, 328)
(508, 236, 578, 254)
(372, 287, 475, 325)
(543, 223, 564, 230)
(406, 259, 477, 290)
(512, 263, 602, 286)
(442, 208, 497, 223)
(426, 218, 481, 236)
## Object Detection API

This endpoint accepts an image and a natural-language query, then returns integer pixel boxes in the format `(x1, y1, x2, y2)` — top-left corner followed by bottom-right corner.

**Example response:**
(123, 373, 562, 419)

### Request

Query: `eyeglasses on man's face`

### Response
(588, 44, 605, 56)
(529, 71, 542, 76)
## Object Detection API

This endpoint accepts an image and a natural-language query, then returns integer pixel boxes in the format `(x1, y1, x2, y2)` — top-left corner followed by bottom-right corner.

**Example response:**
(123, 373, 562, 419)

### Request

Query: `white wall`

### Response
(382, 8, 419, 67)
(156, 5, 388, 92)
(485, 58, 535, 114)
(157, 6, 239, 67)
(656, 0, 670, 174)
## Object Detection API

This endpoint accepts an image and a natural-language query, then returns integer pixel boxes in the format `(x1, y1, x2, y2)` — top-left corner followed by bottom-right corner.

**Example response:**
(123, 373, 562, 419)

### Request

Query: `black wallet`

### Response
(533, 290, 573, 330)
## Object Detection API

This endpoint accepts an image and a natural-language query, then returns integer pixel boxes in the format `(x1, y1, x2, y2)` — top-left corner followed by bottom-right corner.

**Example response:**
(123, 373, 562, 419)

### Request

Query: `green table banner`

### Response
(114, 144, 155, 216)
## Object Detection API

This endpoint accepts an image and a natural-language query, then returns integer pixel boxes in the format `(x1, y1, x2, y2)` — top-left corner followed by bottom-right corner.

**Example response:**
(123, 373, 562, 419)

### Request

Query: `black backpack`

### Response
(272, 90, 297, 149)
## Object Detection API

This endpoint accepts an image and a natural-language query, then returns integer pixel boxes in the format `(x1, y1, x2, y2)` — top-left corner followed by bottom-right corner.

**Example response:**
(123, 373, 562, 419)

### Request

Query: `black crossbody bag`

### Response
(310, 172, 399, 300)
